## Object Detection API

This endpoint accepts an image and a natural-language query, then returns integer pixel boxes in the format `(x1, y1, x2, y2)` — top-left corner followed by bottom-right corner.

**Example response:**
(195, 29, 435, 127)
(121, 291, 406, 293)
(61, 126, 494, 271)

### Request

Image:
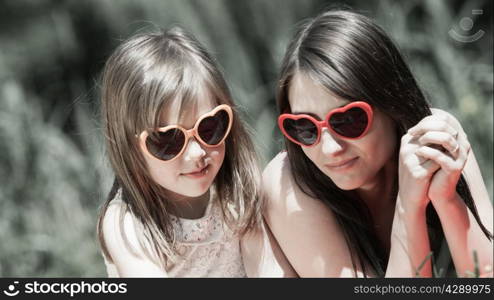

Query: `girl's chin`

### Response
(181, 188, 211, 198)
(177, 181, 214, 198)
(157, 181, 213, 199)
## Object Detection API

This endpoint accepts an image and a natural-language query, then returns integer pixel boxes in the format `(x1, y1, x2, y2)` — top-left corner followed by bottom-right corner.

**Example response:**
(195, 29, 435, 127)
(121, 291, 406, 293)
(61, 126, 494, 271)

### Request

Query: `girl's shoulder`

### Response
(102, 190, 150, 261)
(101, 189, 167, 276)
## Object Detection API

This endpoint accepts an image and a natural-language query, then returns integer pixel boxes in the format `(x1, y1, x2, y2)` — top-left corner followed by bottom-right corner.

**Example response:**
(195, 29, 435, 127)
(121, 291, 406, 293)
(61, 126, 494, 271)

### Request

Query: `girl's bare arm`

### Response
(102, 202, 168, 277)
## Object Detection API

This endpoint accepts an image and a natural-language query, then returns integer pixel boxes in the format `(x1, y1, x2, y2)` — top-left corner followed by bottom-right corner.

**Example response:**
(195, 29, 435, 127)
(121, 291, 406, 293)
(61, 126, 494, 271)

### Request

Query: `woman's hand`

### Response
(395, 127, 443, 277)
(398, 131, 440, 213)
(408, 111, 471, 206)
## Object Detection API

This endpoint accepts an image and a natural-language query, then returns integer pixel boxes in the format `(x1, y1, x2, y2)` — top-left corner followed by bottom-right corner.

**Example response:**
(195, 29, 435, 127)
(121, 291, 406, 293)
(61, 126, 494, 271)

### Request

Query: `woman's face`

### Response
(288, 72, 397, 191)
(139, 92, 226, 200)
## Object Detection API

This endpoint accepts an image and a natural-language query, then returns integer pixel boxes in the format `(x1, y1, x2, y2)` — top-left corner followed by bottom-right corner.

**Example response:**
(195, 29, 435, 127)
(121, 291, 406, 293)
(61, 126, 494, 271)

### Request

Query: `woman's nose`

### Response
(183, 138, 206, 161)
(320, 128, 344, 155)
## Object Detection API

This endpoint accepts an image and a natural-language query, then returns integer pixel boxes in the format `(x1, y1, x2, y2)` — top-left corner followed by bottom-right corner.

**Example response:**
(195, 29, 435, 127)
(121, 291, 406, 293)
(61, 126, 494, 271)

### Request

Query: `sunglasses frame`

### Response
(278, 101, 373, 147)
(139, 104, 233, 162)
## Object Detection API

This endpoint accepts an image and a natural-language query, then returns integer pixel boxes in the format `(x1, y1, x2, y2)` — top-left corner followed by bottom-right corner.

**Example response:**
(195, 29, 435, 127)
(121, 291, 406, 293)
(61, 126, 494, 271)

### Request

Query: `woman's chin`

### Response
(328, 177, 363, 191)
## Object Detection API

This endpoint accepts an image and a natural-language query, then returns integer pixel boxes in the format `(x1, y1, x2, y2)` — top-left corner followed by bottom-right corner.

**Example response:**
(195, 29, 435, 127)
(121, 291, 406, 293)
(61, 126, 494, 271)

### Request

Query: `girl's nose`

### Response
(183, 138, 206, 161)
(320, 128, 343, 156)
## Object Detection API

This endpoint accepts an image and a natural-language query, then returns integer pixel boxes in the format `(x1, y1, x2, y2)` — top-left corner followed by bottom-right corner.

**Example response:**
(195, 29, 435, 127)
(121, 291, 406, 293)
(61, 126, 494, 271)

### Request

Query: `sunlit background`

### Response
(0, 0, 492, 276)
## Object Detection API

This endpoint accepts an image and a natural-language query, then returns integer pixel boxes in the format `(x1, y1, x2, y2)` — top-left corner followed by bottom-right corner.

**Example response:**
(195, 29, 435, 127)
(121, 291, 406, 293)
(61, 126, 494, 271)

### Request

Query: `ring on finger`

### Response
(451, 143, 460, 154)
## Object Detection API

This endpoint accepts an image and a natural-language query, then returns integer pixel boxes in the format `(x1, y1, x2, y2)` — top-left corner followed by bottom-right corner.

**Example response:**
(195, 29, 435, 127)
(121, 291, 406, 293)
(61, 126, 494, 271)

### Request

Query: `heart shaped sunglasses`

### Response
(139, 104, 233, 162)
(278, 101, 373, 147)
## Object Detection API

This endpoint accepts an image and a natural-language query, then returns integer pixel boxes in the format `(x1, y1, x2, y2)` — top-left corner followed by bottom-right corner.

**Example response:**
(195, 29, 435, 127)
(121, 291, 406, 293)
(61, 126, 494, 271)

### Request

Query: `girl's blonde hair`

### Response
(97, 26, 262, 267)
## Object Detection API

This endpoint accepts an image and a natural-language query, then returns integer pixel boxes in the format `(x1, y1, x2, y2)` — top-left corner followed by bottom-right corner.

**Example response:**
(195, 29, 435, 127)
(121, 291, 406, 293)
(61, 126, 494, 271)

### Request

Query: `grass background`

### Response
(0, 0, 492, 276)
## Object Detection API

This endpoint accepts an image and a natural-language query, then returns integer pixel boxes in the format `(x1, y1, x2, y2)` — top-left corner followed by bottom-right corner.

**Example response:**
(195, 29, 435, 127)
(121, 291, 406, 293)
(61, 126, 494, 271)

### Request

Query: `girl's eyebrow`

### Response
(157, 105, 215, 128)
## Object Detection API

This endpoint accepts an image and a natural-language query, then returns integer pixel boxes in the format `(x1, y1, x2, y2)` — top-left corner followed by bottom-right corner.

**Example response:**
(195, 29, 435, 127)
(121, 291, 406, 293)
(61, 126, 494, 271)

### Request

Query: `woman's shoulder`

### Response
(262, 152, 292, 187)
(261, 153, 364, 276)
(262, 151, 326, 218)
(262, 152, 295, 204)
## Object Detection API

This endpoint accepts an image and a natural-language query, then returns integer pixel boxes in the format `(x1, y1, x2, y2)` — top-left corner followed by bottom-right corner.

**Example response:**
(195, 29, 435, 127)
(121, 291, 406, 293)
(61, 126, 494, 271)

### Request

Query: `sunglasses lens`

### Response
(198, 110, 230, 145)
(283, 118, 318, 145)
(329, 107, 368, 138)
(145, 128, 185, 161)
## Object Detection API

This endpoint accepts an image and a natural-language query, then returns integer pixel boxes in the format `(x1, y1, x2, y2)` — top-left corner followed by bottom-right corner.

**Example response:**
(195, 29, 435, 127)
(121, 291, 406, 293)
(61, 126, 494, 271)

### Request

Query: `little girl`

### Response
(96, 27, 294, 277)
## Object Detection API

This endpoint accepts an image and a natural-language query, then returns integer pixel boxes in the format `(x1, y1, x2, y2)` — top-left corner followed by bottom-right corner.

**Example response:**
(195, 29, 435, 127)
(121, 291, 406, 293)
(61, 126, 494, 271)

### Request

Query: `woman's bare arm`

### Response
(415, 108, 493, 276)
(264, 152, 439, 277)
(432, 148, 493, 277)
(241, 217, 298, 277)
(385, 196, 433, 277)
(262, 152, 368, 277)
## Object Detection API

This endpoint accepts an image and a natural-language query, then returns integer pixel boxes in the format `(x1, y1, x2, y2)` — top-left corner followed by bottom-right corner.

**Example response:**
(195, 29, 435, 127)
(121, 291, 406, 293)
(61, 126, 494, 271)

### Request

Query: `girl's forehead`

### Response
(158, 90, 218, 127)
(288, 72, 349, 118)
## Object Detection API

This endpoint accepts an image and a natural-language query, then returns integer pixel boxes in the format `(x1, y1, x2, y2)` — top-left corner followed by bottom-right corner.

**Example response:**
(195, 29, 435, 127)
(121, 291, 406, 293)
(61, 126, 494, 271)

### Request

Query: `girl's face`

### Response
(288, 72, 397, 191)
(140, 93, 226, 200)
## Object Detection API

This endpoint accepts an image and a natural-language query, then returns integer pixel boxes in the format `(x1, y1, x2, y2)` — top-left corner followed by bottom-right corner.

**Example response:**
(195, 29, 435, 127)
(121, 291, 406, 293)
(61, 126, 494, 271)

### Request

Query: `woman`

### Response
(263, 9, 493, 277)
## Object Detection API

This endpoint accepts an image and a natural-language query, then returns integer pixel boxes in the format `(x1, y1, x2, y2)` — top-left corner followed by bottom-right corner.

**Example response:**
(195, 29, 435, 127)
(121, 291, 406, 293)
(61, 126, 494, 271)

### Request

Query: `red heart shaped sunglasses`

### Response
(139, 104, 233, 162)
(278, 101, 373, 147)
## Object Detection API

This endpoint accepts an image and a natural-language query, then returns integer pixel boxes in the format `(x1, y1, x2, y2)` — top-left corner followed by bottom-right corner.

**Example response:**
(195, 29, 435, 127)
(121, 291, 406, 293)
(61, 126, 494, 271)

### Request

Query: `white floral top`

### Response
(103, 189, 246, 278)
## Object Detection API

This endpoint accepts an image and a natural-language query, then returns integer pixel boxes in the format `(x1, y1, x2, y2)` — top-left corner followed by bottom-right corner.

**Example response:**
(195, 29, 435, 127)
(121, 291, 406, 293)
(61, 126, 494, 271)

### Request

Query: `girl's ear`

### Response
(137, 131, 150, 159)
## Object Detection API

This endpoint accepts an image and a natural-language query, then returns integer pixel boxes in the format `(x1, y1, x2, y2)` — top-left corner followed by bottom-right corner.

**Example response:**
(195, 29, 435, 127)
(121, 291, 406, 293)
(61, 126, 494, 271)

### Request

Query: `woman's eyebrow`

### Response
(290, 111, 322, 120)
(291, 103, 348, 119)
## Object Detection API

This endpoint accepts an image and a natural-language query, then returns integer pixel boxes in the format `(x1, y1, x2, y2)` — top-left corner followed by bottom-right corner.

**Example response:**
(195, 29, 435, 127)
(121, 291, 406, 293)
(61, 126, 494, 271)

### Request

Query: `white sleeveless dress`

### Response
(103, 189, 246, 277)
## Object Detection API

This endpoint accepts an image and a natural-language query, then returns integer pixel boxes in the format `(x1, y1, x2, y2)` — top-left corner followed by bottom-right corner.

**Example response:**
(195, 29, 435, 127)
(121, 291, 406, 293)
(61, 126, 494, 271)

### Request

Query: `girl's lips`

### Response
(182, 165, 210, 178)
(325, 157, 358, 171)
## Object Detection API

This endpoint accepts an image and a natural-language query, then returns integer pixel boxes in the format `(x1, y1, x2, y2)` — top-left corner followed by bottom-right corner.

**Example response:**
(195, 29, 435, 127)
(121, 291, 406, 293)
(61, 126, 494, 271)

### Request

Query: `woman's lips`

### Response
(182, 165, 210, 178)
(325, 157, 358, 171)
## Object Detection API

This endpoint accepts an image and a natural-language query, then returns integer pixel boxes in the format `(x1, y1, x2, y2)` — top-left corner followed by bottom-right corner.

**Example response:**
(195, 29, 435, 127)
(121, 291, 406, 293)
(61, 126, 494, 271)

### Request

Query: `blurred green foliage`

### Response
(0, 0, 492, 276)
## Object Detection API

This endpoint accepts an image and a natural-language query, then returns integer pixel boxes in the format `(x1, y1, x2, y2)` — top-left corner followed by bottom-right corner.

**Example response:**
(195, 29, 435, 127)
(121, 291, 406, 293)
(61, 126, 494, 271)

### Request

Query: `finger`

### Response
(455, 142, 469, 164)
(420, 158, 440, 172)
(402, 155, 440, 181)
(408, 118, 458, 138)
(410, 113, 448, 131)
(415, 145, 464, 173)
(413, 158, 441, 179)
(400, 132, 414, 145)
(430, 108, 466, 136)
(417, 131, 459, 158)
(455, 129, 471, 157)
(403, 151, 440, 176)
(418, 110, 470, 159)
